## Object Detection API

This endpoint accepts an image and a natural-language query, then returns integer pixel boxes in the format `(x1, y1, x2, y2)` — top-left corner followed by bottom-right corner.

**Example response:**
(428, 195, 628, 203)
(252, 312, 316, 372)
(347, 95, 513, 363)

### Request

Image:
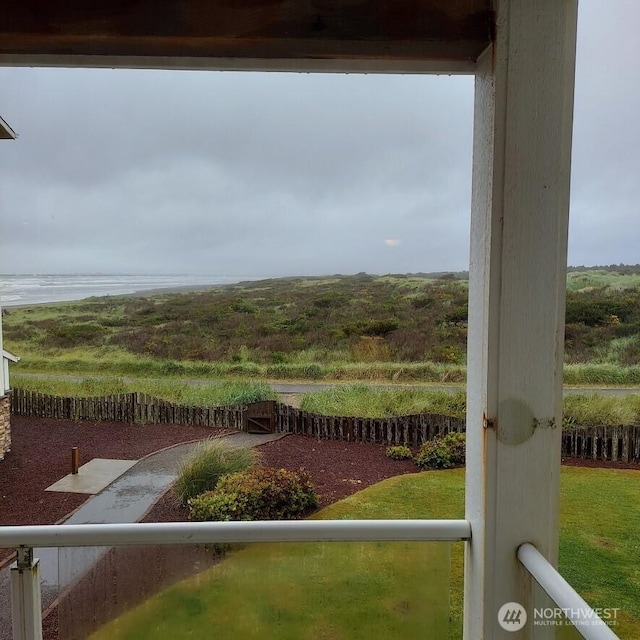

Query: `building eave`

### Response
(0, 115, 16, 140)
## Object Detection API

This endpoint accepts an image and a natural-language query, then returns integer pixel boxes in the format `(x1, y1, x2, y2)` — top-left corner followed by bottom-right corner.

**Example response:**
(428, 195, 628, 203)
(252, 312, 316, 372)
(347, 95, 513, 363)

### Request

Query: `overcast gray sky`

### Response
(0, 0, 638, 277)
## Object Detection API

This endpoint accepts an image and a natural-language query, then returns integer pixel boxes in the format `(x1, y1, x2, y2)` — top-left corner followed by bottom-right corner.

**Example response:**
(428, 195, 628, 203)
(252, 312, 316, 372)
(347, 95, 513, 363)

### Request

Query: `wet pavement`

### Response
(0, 430, 284, 639)
(45, 459, 139, 494)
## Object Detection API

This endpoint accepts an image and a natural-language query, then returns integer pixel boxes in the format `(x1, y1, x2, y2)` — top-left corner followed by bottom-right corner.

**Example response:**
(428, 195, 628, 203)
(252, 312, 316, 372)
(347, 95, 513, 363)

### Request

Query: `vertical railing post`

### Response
(10, 547, 43, 640)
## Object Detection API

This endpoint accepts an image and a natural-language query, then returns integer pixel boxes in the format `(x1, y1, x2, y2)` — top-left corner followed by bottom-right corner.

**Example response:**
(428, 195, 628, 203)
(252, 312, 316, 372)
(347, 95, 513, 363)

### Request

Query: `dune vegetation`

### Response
(3, 267, 640, 386)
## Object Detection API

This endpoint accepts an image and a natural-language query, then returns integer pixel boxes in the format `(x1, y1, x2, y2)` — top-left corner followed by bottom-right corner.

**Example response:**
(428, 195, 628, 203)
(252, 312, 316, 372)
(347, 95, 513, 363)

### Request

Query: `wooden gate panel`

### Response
(243, 401, 276, 433)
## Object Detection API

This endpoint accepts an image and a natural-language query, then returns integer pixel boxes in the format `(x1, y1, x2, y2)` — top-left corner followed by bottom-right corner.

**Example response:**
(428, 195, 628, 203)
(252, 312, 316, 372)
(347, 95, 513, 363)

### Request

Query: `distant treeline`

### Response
(567, 264, 640, 274)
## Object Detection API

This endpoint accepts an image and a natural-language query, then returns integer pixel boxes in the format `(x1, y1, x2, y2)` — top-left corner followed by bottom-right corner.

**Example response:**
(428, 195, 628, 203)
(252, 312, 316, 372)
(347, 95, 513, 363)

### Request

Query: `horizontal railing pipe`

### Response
(0, 519, 471, 549)
(518, 543, 620, 640)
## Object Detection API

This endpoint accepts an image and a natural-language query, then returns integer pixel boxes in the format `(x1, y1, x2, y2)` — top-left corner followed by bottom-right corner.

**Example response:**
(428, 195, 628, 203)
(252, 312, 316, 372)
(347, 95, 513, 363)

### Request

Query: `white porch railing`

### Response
(4, 519, 469, 640)
(0, 519, 471, 548)
(2, 520, 623, 640)
(518, 543, 620, 640)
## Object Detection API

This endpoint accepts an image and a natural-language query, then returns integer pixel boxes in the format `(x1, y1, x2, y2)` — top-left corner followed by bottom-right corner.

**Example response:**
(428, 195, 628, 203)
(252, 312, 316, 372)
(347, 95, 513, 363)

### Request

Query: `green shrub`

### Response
(441, 432, 466, 464)
(385, 445, 413, 461)
(415, 432, 466, 470)
(188, 468, 318, 522)
(45, 323, 108, 348)
(415, 441, 453, 470)
(174, 440, 259, 505)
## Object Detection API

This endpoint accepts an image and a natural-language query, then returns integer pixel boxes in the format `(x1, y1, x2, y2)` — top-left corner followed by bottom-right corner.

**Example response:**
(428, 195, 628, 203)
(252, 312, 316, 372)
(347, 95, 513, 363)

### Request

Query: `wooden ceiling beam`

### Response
(0, 0, 493, 71)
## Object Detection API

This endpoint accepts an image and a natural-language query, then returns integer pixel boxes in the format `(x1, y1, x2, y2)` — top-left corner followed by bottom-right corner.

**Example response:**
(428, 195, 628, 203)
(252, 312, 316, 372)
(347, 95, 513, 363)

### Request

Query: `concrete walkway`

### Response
(0, 431, 284, 639)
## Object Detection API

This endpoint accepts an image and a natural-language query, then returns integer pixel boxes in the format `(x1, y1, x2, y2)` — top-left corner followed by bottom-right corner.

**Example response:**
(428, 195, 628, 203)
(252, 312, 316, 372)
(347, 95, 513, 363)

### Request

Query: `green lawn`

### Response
(558, 468, 640, 635)
(88, 467, 638, 640)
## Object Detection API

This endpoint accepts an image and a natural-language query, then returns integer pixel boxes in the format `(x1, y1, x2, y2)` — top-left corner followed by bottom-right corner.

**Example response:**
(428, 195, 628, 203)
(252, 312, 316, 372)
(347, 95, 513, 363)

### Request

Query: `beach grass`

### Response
(562, 393, 640, 427)
(11, 375, 277, 407)
(10, 350, 640, 387)
(300, 384, 467, 418)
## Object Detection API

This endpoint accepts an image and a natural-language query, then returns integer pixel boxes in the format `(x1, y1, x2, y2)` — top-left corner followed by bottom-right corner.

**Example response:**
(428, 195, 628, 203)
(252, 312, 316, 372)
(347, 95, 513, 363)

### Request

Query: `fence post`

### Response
(134, 392, 141, 424)
(10, 548, 42, 640)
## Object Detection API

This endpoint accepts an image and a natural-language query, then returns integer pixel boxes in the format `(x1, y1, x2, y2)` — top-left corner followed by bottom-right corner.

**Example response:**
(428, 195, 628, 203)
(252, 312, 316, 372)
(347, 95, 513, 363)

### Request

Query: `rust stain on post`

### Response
(482, 412, 496, 430)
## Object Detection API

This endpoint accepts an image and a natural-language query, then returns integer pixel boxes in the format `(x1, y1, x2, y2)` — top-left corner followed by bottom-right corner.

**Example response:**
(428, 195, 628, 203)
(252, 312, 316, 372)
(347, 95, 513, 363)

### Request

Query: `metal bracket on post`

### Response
(15, 547, 33, 570)
(10, 547, 43, 640)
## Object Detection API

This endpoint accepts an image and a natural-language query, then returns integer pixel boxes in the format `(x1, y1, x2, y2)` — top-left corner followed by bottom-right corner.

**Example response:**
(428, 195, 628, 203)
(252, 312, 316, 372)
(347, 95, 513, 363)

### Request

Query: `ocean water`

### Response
(0, 274, 257, 307)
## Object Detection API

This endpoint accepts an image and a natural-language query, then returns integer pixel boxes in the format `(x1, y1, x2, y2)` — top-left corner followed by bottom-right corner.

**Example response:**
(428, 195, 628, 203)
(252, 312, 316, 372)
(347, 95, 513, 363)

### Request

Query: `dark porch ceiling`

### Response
(1, 1, 493, 69)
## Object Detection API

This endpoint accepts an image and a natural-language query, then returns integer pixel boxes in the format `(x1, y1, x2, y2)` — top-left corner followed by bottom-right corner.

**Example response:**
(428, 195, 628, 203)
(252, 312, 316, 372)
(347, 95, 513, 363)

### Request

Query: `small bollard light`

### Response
(71, 447, 79, 475)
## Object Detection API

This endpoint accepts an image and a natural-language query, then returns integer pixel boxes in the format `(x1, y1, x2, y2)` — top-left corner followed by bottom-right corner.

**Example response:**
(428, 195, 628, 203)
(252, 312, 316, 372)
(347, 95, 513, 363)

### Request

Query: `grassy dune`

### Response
(3, 269, 640, 385)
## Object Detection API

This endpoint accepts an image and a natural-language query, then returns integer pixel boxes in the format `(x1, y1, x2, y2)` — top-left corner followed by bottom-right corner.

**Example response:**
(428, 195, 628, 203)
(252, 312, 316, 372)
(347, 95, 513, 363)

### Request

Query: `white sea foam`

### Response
(0, 274, 258, 307)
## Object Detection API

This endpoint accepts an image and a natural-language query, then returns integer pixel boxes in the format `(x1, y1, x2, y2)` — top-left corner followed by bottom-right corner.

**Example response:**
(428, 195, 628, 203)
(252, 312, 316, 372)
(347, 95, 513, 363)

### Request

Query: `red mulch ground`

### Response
(0, 416, 221, 563)
(0, 417, 420, 558)
(3, 416, 638, 535)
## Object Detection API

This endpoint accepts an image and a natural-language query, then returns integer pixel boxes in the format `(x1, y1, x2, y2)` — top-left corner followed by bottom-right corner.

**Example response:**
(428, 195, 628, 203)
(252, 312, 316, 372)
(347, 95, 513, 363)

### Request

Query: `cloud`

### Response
(0, 1, 639, 275)
(0, 70, 474, 275)
(384, 239, 402, 247)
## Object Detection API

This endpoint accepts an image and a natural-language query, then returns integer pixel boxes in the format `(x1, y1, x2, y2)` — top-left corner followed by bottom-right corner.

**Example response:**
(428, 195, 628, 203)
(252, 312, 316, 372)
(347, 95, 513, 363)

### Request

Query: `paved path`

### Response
(0, 431, 284, 639)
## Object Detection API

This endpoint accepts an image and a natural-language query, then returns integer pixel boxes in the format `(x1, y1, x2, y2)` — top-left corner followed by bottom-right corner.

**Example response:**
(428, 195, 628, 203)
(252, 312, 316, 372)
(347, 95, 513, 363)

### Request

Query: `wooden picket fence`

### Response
(9, 388, 640, 460)
(561, 425, 640, 464)
(9, 390, 464, 447)
(274, 403, 465, 447)
(10, 388, 243, 430)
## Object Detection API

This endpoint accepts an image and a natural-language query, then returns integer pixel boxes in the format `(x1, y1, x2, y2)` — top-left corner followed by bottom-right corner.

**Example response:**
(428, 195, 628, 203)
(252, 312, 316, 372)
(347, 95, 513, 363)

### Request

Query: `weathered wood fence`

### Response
(9, 389, 640, 461)
(10, 389, 243, 430)
(561, 425, 640, 464)
(274, 404, 465, 447)
(10, 389, 465, 446)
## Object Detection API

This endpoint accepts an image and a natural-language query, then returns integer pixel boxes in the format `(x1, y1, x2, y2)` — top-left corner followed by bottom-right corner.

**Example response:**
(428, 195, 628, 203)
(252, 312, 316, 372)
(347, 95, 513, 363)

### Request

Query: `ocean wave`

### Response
(0, 274, 257, 306)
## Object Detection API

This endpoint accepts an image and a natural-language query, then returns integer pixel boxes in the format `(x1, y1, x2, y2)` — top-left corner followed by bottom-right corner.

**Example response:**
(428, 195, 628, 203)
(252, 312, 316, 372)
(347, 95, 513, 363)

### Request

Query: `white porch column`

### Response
(464, 1, 578, 638)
